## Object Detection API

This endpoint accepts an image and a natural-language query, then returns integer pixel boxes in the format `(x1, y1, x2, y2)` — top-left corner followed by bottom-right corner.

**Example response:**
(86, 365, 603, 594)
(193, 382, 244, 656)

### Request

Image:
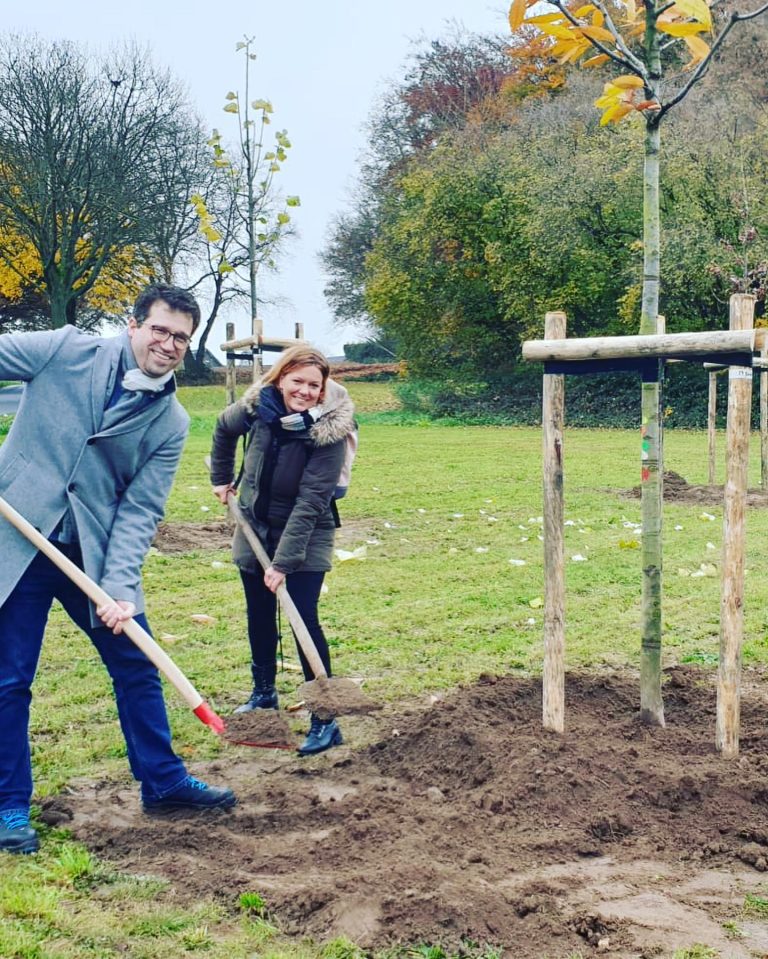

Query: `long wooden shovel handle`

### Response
(0, 495, 224, 733)
(226, 492, 328, 680)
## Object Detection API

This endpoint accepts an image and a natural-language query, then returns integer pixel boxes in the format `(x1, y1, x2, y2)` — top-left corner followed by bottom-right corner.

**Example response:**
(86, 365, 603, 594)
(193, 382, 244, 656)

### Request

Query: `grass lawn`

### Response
(2, 380, 768, 958)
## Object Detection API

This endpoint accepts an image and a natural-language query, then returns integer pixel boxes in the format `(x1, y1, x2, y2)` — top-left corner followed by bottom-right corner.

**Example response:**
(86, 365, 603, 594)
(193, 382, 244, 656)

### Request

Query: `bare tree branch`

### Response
(660, 2, 768, 116)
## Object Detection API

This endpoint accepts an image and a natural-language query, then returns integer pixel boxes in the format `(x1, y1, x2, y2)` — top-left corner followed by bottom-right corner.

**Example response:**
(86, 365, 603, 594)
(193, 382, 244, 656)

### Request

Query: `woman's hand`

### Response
(96, 599, 136, 635)
(264, 566, 286, 593)
(212, 483, 236, 505)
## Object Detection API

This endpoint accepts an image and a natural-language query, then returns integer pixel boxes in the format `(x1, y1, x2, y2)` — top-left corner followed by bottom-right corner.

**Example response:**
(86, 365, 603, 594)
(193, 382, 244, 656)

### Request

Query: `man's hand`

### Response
(212, 483, 236, 505)
(96, 599, 136, 634)
(264, 566, 286, 594)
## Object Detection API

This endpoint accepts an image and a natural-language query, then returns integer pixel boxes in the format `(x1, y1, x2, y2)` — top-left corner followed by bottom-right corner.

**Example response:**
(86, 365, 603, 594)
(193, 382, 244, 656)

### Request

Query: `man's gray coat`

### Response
(0, 326, 189, 614)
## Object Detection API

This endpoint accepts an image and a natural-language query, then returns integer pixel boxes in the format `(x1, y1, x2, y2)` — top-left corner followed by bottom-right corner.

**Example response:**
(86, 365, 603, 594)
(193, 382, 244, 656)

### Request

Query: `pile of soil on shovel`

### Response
(625, 469, 768, 507)
(44, 666, 768, 958)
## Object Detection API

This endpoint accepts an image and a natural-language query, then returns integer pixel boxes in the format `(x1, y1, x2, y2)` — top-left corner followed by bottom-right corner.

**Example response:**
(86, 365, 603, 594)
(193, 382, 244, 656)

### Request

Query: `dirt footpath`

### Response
(44, 667, 768, 958)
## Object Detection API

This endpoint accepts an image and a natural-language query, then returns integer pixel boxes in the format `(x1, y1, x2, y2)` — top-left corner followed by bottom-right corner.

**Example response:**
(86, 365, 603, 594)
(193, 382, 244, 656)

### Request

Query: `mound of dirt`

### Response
(626, 469, 768, 507)
(44, 667, 768, 957)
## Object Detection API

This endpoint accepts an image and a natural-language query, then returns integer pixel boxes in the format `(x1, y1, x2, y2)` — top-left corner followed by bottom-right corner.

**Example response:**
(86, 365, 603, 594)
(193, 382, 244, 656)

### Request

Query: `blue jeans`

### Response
(0, 547, 188, 812)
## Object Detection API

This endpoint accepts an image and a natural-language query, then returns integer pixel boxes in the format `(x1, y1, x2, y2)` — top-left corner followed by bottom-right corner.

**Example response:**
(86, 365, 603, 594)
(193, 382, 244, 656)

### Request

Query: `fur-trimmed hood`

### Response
(241, 377, 355, 447)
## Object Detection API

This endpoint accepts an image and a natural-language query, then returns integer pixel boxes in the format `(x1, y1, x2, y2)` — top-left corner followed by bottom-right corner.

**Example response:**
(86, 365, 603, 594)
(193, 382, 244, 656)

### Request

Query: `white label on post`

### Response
(729, 367, 753, 380)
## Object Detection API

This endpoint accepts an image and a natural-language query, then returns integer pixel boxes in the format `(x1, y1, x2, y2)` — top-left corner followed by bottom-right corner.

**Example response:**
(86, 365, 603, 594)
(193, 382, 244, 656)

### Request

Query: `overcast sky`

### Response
(9, 1, 507, 359)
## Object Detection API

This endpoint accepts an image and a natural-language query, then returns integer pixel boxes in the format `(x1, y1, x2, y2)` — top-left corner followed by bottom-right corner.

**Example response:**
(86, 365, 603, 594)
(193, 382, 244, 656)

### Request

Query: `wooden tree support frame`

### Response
(220, 321, 306, 405)
(524, 295, 757, 755)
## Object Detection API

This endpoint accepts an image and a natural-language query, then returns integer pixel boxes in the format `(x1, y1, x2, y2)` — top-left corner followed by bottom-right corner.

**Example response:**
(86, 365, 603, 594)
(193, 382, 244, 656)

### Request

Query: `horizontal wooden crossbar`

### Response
(542, 352, 755, 376)
(219, 335, 307, 352)
(523, 330, 760, 364)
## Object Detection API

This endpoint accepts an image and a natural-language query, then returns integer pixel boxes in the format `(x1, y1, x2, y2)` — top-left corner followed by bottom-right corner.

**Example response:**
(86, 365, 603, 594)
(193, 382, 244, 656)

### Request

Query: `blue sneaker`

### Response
(0, 809, 39, 855)
(142, 776, 237, 814)
(298, 716, 343, 756)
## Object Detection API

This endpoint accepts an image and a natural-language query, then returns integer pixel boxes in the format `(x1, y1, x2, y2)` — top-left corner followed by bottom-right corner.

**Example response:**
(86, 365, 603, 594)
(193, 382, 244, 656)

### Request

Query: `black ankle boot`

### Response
(298, 715, 343, 755)
(234, 663, 278, 713)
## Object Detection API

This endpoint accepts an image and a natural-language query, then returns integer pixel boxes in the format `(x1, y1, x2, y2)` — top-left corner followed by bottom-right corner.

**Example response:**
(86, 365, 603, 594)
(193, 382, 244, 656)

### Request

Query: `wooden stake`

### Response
(717, 293, 756, 758)
(542, 311, 566, 733)
(225, 322, 236, 406)
(761, 343, 768, 491)
(252, 318, 264, 384)
(708, 371, 717, 486)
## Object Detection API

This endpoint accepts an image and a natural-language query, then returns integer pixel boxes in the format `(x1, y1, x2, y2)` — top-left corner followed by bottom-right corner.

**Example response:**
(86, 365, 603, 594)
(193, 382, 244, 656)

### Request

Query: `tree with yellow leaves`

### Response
(510, 0, 768, 724)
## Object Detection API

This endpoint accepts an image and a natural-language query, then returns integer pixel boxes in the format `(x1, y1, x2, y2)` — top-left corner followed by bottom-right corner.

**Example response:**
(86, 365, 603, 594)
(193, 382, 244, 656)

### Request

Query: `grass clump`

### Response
(743, 892, 768, 917)
(672, 947, 719, 959)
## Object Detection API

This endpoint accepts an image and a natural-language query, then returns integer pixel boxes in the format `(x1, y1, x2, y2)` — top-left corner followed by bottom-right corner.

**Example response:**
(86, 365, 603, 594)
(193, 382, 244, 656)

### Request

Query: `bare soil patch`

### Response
(152, 518, 374, 555)
(626, 469, 768, 507)
(43, 666, 768, 957)
(153, 520, 233, 553)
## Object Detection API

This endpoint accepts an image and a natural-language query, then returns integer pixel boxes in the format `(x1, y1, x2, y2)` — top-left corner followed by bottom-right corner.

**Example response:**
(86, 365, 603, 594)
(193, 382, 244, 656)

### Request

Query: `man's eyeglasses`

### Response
(147, 324, 192, 350)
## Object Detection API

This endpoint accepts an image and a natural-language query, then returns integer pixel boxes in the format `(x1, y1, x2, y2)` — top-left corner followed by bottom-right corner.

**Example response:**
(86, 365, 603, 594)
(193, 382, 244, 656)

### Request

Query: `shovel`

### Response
(226, 492, 377, 719)
(0, 495, 286, 748)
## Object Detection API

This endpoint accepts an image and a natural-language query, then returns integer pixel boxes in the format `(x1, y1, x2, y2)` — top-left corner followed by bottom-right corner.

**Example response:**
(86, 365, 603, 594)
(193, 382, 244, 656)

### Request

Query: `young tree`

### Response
(508, 0, 768, 723)
(214, 37, 300, 371)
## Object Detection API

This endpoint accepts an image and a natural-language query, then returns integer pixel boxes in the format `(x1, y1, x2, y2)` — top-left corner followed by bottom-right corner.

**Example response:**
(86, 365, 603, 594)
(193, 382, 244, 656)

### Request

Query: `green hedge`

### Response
(396, 363, 746, 429)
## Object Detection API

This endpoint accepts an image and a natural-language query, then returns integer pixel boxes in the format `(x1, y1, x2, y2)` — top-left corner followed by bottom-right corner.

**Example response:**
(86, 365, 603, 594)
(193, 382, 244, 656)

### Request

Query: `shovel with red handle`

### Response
(0, 495, 227, 735)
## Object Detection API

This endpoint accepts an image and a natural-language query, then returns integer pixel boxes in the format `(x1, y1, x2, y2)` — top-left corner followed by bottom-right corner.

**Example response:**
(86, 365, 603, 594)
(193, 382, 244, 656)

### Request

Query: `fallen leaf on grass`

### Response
(190, 614, 216, 626)
(706, 542, 716, 551)
(282, 662, 303, 673)
(475, 546, 489, 554)
(159, 633, 180, 644)
(335, 545, 367, 562)
(699, 512, 716, 521)
(691, 562, 717, 578)
(199, 505, 210, 512)
(571, 554, 588, 562)
(529, 597, 544, 609)
(211, 560, 226, 569)
(508, 558, 526, 566)
(618, 539, 640, 549)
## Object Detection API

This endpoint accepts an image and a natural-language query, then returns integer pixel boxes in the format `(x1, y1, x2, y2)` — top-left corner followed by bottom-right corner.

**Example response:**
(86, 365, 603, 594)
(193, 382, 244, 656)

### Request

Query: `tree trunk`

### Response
(638, 117, 665, 726)
(46, 273, 69, 329)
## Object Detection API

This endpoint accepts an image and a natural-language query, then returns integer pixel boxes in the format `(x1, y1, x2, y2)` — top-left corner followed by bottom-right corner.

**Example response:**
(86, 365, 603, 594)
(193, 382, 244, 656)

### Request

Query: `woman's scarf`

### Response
(252, 384, 324, 522)
(258, 384, 322, 433)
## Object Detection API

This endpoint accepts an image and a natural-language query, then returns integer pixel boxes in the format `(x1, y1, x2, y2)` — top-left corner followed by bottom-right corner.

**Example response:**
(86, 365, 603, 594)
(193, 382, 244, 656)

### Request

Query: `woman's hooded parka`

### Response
(210, 377, 355, 574)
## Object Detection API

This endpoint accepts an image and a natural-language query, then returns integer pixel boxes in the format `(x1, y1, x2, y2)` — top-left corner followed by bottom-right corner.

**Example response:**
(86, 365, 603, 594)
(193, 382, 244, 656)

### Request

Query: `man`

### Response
(0, 284, 236, 855)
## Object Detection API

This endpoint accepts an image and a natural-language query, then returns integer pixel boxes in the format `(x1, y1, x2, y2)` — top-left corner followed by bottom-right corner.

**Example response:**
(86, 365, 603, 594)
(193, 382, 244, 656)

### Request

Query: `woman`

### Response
(210, 345, 355, 755)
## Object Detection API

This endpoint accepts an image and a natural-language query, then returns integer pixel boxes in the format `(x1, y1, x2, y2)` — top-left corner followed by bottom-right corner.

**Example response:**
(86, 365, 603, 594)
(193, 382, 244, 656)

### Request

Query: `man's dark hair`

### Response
(133, 284, 202, 332)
